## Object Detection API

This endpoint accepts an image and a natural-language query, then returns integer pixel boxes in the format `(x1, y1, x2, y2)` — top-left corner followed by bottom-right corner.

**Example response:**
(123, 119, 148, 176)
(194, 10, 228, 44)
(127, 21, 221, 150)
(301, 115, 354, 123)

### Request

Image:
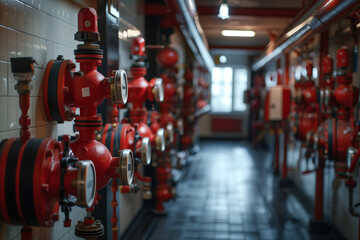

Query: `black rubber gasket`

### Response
(74, 49, 103, 56)
(5, 138, 23, 225)
(48, 60, 63, 123)
(19, 138, 42, 226)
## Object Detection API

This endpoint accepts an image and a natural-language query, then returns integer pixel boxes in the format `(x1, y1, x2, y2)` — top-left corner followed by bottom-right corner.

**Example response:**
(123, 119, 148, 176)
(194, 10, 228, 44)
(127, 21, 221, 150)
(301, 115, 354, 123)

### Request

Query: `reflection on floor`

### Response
(145, 140, 346, 240)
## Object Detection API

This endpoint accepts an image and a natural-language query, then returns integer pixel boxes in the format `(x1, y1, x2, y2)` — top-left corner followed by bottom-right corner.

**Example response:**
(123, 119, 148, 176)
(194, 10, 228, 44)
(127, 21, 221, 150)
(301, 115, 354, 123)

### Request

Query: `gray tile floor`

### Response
(146, 140, 344, 240)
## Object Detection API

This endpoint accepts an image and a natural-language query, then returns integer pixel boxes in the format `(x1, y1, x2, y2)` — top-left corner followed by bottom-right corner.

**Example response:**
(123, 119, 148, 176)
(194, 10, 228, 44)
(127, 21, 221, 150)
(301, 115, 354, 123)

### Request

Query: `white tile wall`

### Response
(0, 0, 87, 239)
(0, 0, 146, 239)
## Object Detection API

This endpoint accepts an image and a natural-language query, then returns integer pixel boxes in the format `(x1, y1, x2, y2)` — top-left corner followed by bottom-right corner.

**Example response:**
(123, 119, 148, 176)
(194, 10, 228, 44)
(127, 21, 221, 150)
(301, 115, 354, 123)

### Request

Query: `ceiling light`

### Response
(219, 55, 227, 63)
(218, 0, 229, 20)
(221, 30, 255, 37)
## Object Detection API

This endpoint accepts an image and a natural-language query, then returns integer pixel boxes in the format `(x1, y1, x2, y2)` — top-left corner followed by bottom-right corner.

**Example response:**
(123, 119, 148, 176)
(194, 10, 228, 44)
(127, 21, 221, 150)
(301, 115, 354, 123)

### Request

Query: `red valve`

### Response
(305, 60, 313, 78)
(131, 37, 146, 57)
(322, 55, 333, 75)
(78, 8, 98, 33)
(43, 8, 133, 194)
(157, 47, 179, 69)
(337, 47, 350, 68)
(155, 166, 173, 212)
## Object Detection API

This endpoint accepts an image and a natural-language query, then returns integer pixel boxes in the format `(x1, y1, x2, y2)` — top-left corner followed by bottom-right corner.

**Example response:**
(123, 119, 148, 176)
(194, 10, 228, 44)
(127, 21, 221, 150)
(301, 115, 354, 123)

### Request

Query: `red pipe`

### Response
(282, 123, 288, 178)
(21, 226, 32, 240)
(135, 171, 152, 183)
(274, 126, 280, 174)
(314, 155, 325, 221)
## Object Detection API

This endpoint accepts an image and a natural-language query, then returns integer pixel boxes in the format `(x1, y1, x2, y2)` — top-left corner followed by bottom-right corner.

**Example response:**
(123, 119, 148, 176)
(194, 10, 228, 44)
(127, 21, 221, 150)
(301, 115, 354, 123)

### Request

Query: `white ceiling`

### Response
(195, 0, 304, 53)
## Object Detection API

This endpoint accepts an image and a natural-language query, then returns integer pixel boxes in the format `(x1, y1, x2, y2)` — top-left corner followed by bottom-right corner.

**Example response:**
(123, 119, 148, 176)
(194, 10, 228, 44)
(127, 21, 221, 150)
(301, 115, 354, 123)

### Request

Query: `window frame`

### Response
(210, 65, 250, 115)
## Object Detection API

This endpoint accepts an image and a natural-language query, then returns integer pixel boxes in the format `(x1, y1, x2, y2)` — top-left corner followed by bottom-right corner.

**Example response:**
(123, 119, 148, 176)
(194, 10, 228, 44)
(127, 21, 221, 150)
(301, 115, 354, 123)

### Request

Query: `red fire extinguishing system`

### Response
(310, 47, 359, 233)
(42, 8, 135, 239)
(0, 57, 96, 240)
(244, 75, 265, 147)
(180, 69, 196, 150)
(296, 60, 319, 145)
(145, 46, 182, 213)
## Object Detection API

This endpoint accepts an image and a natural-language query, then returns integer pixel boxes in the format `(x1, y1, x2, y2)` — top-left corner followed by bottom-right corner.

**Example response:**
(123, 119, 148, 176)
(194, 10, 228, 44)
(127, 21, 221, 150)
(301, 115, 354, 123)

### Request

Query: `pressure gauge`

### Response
(75, 161, 96, 208)
(166, 123, 174, 145)
(346, 147, 355, 170)
(177, 118, 184, 135)
(153, 78, 164, 102)
(177, 85, 184, 100)
(140, 137, 152, 166)
(313, 133, 319, 151)
(112, 70, 128, 104)
(119, 149, 134, 186)
(156, 128, 166, 152)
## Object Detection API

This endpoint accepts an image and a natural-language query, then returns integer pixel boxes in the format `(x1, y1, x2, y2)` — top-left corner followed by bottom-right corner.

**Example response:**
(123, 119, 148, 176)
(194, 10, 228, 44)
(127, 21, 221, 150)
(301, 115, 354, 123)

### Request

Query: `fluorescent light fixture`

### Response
(221, 30, 255, 37)
(218, 0, 229, 20)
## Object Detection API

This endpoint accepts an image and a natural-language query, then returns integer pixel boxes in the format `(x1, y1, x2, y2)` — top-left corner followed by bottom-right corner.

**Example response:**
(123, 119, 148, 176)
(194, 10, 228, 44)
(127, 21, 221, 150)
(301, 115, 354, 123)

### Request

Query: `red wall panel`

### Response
(211, 117, 242, 132)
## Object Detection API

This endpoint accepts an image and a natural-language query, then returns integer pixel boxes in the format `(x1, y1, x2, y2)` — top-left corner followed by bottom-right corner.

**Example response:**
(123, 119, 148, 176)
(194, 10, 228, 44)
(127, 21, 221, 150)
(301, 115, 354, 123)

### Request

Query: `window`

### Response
(211, 67, 248, 113)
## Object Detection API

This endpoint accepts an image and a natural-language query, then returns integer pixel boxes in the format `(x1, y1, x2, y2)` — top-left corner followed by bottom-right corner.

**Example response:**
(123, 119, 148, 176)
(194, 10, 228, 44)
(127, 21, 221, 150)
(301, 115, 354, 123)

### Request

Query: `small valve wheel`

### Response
(140, 137, 152, 165)
(156, 128, 166, 152)
(153, 78, 164, 102)
(111, 70, 128, 105)
(118, 149, 134, 186)
(166, 123, 175, 145)
(347, 147, 356, 170)
(74, 161, 96, 208)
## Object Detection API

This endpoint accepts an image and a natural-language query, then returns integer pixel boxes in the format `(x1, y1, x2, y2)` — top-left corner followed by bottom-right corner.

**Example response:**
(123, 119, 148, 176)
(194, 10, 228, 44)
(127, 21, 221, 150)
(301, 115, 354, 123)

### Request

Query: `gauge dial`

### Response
(114, 70, 128, 104)
(156, 128, 166, 152)
(166, 123, 174, 145)
(177, 118, 184, 135)
(154, 78, 164, 102)
(119, 149, 134, 186)
(75, 161, 96, 208)
(347, 147, 355, 169)
(141, 137, 152, 165)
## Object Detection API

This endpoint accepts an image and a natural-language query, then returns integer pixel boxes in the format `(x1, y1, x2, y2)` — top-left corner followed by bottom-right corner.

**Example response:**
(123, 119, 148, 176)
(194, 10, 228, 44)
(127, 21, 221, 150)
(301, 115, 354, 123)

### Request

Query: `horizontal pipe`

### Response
(252, 0, 360, 72)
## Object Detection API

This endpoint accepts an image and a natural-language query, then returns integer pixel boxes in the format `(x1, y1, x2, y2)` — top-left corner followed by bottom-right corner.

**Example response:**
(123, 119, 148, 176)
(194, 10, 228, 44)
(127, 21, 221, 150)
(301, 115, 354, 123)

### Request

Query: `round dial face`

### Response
(120, 149, 134, 186)
(155, 78, 164, 102)
(141, 137, 152, 165)
(85, 164, 96, 206)
(156, 128, 166, 152)
(127, 152, 134, 183)
(115, 70, 128, 104)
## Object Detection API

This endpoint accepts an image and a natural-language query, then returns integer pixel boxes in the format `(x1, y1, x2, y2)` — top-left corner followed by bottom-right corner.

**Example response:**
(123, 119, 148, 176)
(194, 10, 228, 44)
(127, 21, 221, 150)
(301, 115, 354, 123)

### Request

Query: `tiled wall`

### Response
(0, 0, 90, 239)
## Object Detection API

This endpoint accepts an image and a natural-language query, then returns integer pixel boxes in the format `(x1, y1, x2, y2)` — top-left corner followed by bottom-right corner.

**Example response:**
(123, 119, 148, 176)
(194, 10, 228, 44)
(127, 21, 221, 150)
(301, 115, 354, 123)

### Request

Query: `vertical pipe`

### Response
(282, 122, 288, 178)
(21, 226, 32, 240)
(274, 124, 280, 174)
(313, 29, 328, 223)
(284, 53, 290, 86)
(319, 30, 329, 124)
(314, 155, 325, 221)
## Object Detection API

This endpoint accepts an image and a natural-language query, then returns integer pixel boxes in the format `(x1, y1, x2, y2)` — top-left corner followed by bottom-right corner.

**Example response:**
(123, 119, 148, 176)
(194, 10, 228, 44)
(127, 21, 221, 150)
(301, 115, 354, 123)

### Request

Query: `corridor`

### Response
(145, 140, 345, 240)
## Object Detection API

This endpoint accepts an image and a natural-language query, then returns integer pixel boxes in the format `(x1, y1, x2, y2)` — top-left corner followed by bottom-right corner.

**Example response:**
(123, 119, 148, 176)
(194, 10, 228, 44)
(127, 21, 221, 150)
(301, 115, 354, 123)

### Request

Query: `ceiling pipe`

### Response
(165, 0, 215, 72)
(252, 0, 360, 72)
